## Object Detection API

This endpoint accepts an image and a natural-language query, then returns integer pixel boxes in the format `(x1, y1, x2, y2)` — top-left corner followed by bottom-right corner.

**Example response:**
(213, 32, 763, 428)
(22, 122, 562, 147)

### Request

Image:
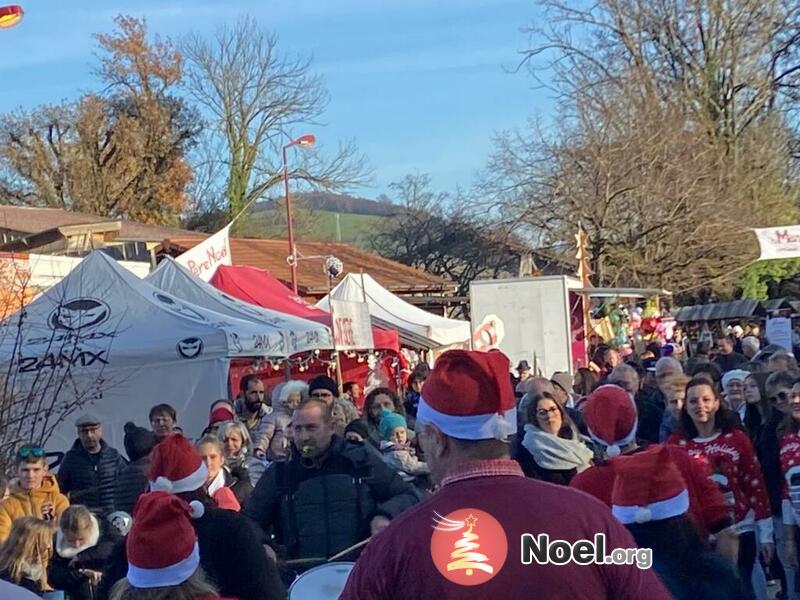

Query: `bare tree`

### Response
(480, 0, 800, 298)
(370, 174, 519, 317)
(182, 17, 369, 223)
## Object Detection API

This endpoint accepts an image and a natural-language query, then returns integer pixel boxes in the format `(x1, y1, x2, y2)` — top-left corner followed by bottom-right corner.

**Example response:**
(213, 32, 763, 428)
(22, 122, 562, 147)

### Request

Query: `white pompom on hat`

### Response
(147, 434, 208, 494)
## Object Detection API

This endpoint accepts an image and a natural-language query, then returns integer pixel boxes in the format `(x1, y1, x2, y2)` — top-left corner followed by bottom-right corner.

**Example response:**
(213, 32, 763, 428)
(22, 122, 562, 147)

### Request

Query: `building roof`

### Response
(160, 236, 452, 295)
(0, 205, 205, 243)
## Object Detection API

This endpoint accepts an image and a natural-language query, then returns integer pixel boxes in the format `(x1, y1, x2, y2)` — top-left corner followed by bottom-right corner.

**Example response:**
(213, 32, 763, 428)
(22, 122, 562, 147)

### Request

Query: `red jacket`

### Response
(778, 431, 800, 525)
(570, 444, 733, 537)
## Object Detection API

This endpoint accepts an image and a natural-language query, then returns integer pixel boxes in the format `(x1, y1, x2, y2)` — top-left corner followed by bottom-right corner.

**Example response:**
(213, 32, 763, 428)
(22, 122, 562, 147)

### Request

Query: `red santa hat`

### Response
(208, 405, 234, 427)
(582, 385, 638, 457)
(416, 349, 516, 441)
(611, 445, 689, 524)
(127, 492, 201, 588)
(148, 434, 208, 494)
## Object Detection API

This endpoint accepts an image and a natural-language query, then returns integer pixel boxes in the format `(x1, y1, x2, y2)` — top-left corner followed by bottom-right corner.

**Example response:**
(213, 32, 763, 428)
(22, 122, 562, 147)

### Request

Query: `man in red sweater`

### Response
(341, 350, 672, 599)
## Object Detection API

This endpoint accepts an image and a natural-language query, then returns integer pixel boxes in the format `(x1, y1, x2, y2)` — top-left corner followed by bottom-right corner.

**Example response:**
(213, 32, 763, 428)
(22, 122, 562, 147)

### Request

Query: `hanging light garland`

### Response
(251, 350, 385, 373)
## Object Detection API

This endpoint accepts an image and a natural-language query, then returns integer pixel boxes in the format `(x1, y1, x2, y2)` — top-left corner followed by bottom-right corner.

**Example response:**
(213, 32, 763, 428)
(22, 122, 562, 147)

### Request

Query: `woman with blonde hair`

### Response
(219, 421, 265, 487)
(0, 516, 55, 595)
(49, 505, 119, 600)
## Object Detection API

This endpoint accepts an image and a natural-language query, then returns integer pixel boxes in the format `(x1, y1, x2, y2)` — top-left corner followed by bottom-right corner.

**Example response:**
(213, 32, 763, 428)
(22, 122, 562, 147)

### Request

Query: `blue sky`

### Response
(0, 0, 551, 198)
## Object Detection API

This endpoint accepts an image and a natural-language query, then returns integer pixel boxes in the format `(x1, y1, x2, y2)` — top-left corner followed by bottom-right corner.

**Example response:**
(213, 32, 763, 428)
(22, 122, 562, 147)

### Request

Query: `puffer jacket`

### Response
(113, 455, 151, 516)
(57, 439, 126, 516)
(49, 513, 120, 600)
(243, 435, 419, 560)
(0, 476, 69, 541)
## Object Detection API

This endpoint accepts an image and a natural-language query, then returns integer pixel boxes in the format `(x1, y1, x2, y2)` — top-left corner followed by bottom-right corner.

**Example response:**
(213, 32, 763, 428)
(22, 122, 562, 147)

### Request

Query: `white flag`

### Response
(175, 225, 232, 281)
(754, 225, 800, 261)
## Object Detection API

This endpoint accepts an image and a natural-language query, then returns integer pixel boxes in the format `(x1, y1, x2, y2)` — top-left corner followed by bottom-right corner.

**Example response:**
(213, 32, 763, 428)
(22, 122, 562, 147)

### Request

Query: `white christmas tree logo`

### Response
(433, 511, 494, 576)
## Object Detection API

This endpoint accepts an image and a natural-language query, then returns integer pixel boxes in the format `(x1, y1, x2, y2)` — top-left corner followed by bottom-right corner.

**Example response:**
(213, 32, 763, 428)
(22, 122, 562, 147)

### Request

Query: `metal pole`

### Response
(283, 144, 298, 295)
(328, 275, 344, 395)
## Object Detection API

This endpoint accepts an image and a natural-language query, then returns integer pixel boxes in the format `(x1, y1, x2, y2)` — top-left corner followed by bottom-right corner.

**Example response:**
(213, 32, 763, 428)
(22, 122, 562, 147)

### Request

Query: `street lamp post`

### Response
(282, 134, 316, 294)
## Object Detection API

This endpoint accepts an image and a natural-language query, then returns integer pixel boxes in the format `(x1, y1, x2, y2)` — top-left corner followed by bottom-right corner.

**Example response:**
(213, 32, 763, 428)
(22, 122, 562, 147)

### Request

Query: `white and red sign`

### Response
(754, 225, 800, 261)
(330, 299, 374, 350)
(176, 225, 232, 281)
(472, 314, 505, 351)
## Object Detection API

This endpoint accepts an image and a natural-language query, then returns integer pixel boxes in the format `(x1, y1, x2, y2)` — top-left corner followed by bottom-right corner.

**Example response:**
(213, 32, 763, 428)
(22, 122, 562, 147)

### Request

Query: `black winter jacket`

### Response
(243, 435, 419, 561)
(49, 514, 119, 600)
(97, 504, 286, 600)
(226, 465, 253, 506)
(112, 456, 150, 516)
(57, 440, 126, 516)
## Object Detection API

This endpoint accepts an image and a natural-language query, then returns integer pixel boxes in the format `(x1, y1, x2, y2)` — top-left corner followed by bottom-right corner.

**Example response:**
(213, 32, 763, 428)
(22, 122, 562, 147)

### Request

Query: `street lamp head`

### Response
(295, 134, 316, 147)
(0, 5, 24, 29)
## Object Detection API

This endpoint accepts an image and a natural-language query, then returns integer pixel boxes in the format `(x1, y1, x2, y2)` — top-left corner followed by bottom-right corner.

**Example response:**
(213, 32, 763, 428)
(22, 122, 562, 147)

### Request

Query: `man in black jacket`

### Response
(57, 414, 126, 516)
(243, 398, 419, 562)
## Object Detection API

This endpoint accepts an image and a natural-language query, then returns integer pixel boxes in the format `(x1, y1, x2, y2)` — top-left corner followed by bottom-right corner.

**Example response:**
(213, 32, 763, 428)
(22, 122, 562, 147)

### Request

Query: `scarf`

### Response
(522, 425, 594, 473)
(56, 513, 100, 559)
(207, 468, 226, 497)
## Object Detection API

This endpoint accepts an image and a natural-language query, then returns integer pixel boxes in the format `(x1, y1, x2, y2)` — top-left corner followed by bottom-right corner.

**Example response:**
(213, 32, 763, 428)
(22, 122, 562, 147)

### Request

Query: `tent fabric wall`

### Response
(210, 265, 400, 352)
(147, 258, 332, 355)
(0, 251, 292, 450)
(316, 273, 470, 347)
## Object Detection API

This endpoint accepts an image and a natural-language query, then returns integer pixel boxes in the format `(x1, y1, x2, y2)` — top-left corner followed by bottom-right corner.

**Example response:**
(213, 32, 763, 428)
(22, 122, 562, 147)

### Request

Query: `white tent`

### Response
(0, 251, 302, 450)
(146, 257, 332, 354)
(316, 273, 470, 347)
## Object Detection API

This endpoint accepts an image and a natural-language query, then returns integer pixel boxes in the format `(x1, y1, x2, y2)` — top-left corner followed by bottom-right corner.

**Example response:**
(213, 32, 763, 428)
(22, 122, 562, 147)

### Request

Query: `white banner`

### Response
(175, 225, 232, 281)
(767, 317, 793, 352)
(330, 299, 374, 350)
(754, 225, 800, 261)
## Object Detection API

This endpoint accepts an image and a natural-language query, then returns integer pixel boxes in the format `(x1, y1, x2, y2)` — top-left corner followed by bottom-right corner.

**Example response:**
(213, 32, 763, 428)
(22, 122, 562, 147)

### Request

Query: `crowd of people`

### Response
(2, 329, 800, 598)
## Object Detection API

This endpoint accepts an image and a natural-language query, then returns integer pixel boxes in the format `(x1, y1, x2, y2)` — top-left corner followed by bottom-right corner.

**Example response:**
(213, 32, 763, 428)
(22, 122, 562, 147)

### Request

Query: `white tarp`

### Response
(147, 257, 332, 355)
(175, 225, 232, 281)
(754, 225, 800, 260)
(330, 299, 374, 350)
(316, 273, 470, 347)
(0, 251, 296, 449)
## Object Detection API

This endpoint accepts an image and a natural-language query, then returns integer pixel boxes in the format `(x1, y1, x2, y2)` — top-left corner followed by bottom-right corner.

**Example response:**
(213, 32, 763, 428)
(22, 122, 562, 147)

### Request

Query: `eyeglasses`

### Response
(18, 445, 45, 459)
(536, 407, 560, 418)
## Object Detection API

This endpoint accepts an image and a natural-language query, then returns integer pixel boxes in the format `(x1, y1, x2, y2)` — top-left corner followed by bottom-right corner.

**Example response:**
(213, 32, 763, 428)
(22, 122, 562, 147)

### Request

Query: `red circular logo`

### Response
(429, 508, 508, 586)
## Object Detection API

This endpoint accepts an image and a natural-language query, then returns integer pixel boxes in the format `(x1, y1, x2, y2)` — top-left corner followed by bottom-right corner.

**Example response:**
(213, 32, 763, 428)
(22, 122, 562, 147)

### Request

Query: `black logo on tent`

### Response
(229, 332, 244, 353)
(153, 292, 207, 323)
(177, 337, 204, 359)
(49, 299, 110, 331)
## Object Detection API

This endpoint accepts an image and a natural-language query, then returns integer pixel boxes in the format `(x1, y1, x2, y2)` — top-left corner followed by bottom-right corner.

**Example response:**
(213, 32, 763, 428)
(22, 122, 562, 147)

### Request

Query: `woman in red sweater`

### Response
(778, 379, 800, 573)
(667, 375, 774, 597)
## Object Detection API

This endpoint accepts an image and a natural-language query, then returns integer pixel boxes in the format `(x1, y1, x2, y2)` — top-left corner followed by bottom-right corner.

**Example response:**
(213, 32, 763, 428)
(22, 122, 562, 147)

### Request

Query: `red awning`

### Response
(210, 264, 399, 352)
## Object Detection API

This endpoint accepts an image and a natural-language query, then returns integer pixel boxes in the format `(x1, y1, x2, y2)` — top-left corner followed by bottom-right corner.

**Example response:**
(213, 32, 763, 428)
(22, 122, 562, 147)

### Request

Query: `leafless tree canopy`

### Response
(182, 17, 369, 223)
(482, 0, 800, 297)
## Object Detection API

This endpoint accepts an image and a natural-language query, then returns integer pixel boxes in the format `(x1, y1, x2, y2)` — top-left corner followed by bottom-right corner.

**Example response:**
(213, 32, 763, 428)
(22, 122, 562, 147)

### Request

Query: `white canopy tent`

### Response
(316, 273, 470, 347)
(146, 257, 332, 354)
(0, 251, 302, 450)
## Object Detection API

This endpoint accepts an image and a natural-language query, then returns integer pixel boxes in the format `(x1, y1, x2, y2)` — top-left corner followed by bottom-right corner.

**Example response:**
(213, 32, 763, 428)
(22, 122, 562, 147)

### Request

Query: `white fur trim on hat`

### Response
(149, 462, 208, 495)
(127, 542, 200, 588)
(416, 396, 516, 441)
(612, 489, 689, 525)
(586, 418, 638, 455)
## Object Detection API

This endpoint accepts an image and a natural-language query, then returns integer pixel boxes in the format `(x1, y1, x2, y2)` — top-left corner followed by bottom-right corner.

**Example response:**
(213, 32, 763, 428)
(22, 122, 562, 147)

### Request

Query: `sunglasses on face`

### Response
(18, 445, 45, 459)
(771, 391, 791, 404)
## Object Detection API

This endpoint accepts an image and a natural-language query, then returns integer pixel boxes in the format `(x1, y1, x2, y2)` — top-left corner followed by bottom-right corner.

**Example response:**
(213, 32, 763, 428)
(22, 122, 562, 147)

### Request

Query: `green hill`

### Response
(237, 208, 385, 246)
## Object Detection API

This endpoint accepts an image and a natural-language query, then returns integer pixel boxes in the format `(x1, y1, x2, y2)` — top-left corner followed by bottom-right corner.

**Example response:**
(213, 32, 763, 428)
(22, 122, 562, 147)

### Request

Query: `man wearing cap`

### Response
(308, 374, 340, 407)
(57, 414, 126, 516)
(722, 369, 750, 424)
(341, 350, 672, 599)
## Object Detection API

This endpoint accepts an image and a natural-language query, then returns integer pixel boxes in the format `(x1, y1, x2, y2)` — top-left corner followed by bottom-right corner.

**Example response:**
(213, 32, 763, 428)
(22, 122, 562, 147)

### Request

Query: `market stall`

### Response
(0, 251, 305, 448)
